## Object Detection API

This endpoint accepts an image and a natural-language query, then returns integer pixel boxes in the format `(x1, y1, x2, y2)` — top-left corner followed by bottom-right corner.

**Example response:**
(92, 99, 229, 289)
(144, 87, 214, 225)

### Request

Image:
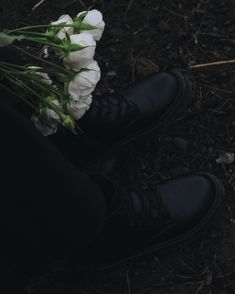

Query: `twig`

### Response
(32, 0, 46, 11)
(126, 270, 132, 294)
(164, 7, 187, 18)
(189, 59, 235, 69)
(124, 0, 135, 19)
(197, 82, 232, 94)
(79, 0, 85, 7)
(131, 53, 141, 82)
(150, 280, 203, 288)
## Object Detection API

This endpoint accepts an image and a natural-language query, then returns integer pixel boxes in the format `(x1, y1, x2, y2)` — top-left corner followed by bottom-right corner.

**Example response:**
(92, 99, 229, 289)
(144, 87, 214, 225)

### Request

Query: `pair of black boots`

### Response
(52, 71, 224, 270)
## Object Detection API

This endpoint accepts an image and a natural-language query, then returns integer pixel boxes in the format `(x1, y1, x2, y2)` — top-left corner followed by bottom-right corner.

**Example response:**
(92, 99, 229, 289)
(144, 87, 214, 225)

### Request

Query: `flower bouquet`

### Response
(0, 9, 105, 136)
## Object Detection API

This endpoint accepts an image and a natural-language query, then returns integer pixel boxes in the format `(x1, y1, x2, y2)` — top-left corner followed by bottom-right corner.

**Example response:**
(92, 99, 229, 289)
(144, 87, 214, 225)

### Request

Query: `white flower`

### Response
(63, 33, 96, 70)
(68, 60, 101, 101)
(67, 95, 92, 120)
(43, 48, 49, 58)
(51, 14, 74, 40)
(28, 66, 52, 85)
(33, 98, 62, 136)
(77, 9, 105, 41)
(46, 99, 61, 121)
(33, 117, 58, 136)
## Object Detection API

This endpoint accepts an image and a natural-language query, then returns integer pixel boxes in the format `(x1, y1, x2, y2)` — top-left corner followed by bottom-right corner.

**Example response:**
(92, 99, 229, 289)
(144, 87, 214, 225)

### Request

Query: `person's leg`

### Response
(0, 259, 27, 294)
(0, 99, 107, 277)
(0, 80, 224, 286)
(0, 48, 224, 280)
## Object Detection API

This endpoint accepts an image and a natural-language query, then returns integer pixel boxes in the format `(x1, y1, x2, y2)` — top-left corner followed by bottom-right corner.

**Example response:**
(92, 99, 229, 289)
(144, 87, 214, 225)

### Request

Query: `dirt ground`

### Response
(1, 0, 235, 293)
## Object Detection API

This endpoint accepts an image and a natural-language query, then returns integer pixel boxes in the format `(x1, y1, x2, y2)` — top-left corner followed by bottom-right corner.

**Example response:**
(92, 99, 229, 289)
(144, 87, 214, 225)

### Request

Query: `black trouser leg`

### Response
(0, 100, 107, 277)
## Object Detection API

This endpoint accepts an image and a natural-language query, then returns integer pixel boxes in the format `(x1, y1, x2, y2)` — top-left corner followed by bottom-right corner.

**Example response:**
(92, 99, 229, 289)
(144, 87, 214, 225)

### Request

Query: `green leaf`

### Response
(76, 11, 88, 22)
(0, 32, 25, 47)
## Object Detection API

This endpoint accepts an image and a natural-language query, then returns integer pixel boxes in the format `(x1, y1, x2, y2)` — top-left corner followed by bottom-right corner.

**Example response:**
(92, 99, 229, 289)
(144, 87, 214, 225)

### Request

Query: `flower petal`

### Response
(77, 10, 105, 41)
(51, 14, 74, 40)
(63, 33, 96, 70)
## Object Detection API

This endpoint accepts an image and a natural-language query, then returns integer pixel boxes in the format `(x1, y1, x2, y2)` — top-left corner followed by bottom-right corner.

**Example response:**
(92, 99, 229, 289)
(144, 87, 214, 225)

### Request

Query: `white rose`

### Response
(43, 48, 49, 58)
(68, 60, 101, 101)
(63, 33, 96, 70)
(51, 14, 74, 40)
(33, 98, 62, 136)
(77, 9, 105, 41)
(34, 117, 58, 136)
(46, 99, 61, 121)
(67, 95, 92, 120)
(28, 66, 52, 85)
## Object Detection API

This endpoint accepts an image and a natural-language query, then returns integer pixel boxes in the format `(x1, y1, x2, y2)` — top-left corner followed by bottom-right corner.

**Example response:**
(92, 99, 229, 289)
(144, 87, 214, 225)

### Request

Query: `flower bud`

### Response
(50, 14, 74, 40)
(32, 115, 58, 136)
(61, 114, 76, 130)
(67, 95, 92, 120)
(68, 60, 100, 101)
(63, 33, 96, 70)
(45, 97, 61, 121)
(27, 66, 52, 85)
(76, 10, 105, 41)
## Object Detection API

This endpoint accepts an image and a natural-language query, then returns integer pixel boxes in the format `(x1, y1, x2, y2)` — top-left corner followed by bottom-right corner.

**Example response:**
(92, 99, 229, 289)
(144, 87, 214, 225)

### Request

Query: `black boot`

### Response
(75, 173, 224, 271)
(51, 71, 192, 170)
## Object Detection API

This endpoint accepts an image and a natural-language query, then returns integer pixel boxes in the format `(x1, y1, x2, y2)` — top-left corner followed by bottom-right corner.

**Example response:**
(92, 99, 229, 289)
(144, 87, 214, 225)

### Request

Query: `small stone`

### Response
(107, 71, 117, 77)
(216, 152, 234, 164)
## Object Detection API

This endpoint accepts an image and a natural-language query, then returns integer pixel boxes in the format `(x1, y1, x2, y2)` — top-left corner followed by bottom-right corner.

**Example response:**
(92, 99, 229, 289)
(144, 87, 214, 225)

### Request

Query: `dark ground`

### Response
(1, 0, 235, 293)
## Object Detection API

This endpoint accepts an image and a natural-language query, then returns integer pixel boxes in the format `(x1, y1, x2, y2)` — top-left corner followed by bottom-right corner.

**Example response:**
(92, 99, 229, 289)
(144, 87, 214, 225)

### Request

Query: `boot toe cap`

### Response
(158, 174, 222, 225)
(123, 72, 180, 117)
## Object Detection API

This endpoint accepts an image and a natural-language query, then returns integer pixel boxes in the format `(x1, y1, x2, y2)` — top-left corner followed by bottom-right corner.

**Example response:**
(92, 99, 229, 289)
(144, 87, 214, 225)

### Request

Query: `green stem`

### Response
(0, 61, 30, 70)
(14, 30, 48, 38)
(13, 45, 71, 76)
(11, 71, 59, 97)
(0, 77, 38, 111)
(24, 36, 63, 49)
(0, 66, 63, 105)
(7, 23, 73, 34)
(2, 69, 69, 120)
(1, 71, 82, 135)
(0, 62, 62, 96)
(9, 74, 44, 101)
(2, 70, 51, 109)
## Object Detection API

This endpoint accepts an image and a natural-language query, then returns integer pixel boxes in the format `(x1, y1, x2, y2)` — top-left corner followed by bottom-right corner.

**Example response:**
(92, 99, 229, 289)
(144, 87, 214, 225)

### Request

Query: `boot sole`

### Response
(84, 70, 192, 173)
(76, 173, 224, 272)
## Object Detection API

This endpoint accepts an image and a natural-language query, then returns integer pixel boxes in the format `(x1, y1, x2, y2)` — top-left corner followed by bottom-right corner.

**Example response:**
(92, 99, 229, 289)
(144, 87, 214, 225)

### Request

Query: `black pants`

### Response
(0, 99, 107, 284)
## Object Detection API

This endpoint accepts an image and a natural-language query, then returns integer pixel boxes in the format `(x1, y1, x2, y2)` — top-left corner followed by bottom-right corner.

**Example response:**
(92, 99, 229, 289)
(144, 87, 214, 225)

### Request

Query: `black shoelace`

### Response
(107, 183, 171, 231)
(82, 93, 139, 130)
